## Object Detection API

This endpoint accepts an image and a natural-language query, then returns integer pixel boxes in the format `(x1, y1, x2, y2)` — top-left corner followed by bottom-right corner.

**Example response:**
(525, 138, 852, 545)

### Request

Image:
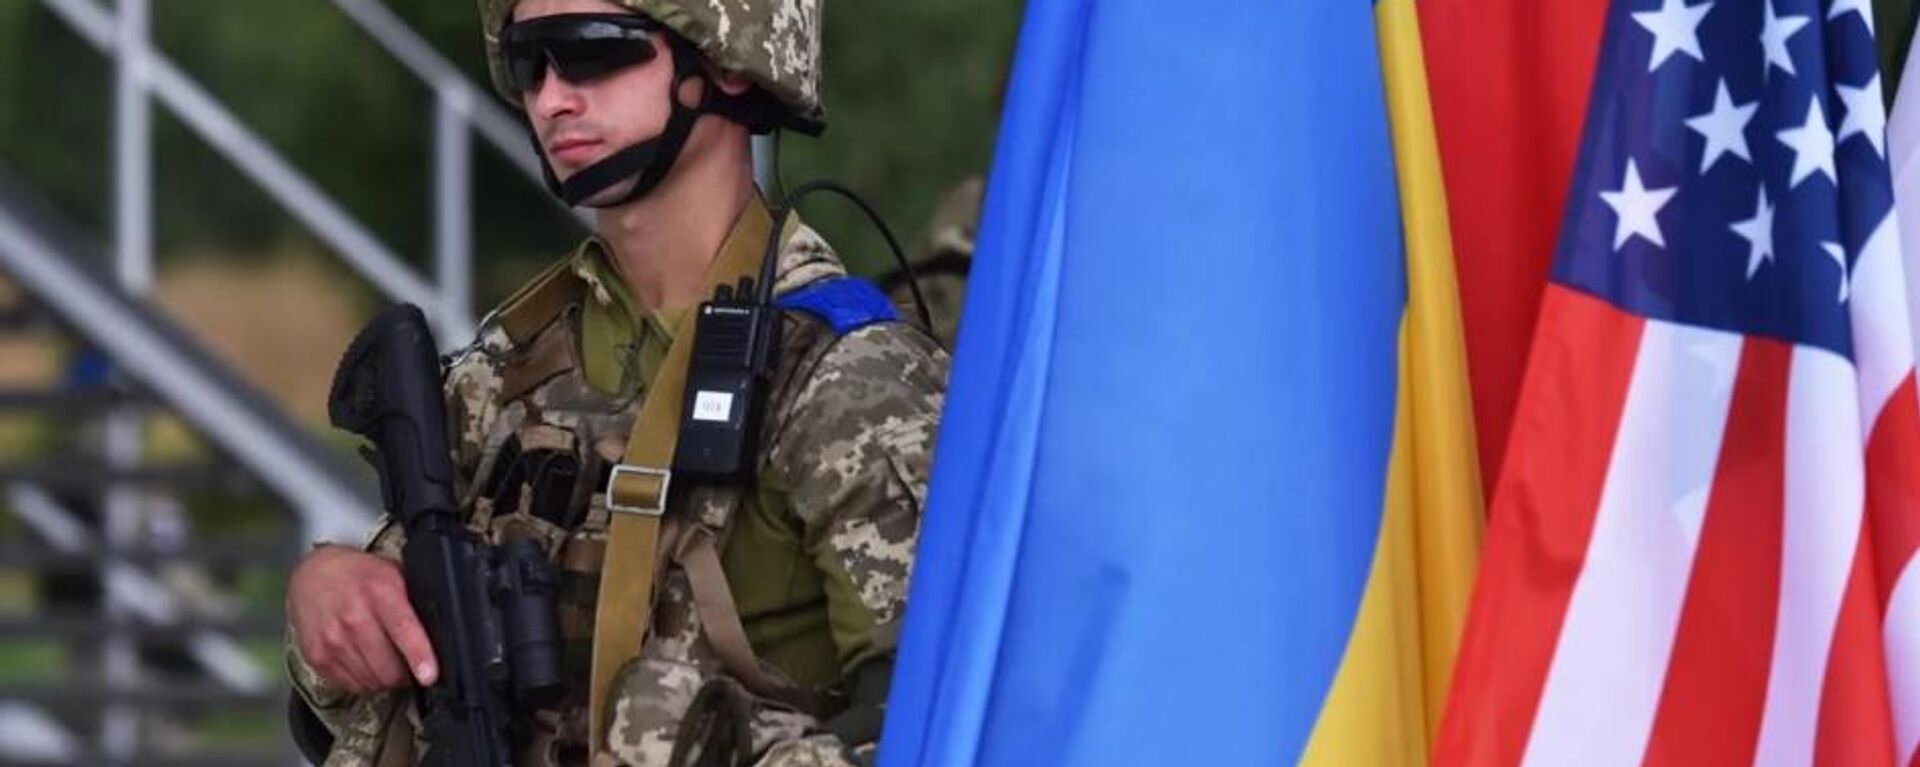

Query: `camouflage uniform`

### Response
(289, 198, 948, 766)
(883, 176, 981, 349)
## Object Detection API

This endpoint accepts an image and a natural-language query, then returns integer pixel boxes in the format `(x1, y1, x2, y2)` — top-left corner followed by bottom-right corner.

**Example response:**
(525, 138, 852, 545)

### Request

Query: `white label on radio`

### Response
(693, 391, 735, 422)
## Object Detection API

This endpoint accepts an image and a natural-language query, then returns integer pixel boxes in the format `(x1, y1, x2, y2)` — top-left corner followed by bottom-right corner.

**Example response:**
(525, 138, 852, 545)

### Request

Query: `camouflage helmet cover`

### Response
(477, 0, 824, 125)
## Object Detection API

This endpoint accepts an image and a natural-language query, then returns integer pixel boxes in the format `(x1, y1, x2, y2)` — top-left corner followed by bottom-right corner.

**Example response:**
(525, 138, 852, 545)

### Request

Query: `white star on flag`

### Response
(1836, 74, 1887, 157)
(1821, 242, 1850, 302)
(1686, 79, 1757, 172)
(1762, 0, 1811, 79)
(1729, 188, 1775, 279)
(1632, 0, 1714, 72)
(1600, 159, 1677, 250)
(1829, 0, 1875, 34)
(1778, 96, 1837, 188)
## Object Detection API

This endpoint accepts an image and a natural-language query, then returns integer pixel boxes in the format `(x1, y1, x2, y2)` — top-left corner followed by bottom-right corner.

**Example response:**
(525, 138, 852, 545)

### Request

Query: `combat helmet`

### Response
(476, 0, 824, 207)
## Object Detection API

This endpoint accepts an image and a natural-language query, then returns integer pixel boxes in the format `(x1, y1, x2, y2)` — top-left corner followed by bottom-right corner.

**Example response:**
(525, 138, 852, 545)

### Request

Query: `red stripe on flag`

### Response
(1418, 0, 1608, 492)
(1435, 286, 1643, 767)
(1814, 526, 1897, 767)
(1641, 338, 1790, 767)
(1866, 374, 1920, 606)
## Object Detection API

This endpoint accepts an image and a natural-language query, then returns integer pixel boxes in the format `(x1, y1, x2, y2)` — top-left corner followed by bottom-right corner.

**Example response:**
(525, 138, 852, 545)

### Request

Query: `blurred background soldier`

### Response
(882, 176, 980, 349)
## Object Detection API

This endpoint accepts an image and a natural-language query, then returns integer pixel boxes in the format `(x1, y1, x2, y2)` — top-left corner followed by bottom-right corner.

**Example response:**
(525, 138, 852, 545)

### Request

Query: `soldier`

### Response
(283, 0, 947, 764)
(881, 176, 980, 349)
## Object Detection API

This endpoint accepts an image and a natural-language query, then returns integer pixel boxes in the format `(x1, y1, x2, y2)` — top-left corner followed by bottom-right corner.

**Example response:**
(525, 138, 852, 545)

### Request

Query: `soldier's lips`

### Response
(547, 138, 604, 167)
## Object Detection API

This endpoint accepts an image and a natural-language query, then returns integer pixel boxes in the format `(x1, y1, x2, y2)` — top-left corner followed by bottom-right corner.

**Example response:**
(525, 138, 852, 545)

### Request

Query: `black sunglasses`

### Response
(499, 13, 662, 93)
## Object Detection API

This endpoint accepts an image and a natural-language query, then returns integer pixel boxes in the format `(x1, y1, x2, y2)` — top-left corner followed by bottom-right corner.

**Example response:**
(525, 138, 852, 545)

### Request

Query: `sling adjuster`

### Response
(605, 464, 671, 517)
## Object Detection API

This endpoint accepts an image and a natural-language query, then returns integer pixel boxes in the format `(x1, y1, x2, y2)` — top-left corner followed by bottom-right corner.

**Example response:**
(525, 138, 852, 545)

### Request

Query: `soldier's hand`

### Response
(287, 544, 439, 695)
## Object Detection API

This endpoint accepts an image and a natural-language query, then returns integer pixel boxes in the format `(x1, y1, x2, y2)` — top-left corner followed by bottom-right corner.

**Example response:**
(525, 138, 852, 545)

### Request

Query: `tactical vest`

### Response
(431, 251, 898, 767)
(314, 210, 903, 767)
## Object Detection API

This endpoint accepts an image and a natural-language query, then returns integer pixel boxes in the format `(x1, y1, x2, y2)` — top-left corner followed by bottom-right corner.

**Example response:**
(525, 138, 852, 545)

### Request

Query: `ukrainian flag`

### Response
(879, 1, 1481, 763)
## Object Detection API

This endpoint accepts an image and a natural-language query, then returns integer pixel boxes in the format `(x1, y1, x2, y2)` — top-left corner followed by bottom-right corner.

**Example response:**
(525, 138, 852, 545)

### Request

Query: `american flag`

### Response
(1438, 0, 1920, 764)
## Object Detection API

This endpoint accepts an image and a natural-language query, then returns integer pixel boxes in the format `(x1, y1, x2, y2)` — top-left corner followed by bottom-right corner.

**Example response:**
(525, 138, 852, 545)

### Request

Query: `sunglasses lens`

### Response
(501, 15, 658, 93)
(502, 42, 547, 91)
(549, 37, 656, 83)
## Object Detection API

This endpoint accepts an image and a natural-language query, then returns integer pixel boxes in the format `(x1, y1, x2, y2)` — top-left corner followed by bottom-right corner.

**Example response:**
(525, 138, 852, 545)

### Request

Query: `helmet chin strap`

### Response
(536, 39, 705, 208)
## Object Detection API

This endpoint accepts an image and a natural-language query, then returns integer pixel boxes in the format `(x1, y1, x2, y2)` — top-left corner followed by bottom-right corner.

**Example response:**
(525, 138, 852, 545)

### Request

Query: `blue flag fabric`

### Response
(878, 2, 1409, 765)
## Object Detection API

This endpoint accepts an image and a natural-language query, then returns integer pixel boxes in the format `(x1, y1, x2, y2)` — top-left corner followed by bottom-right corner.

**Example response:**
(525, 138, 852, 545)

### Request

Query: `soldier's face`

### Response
(513, 0, 676, 196)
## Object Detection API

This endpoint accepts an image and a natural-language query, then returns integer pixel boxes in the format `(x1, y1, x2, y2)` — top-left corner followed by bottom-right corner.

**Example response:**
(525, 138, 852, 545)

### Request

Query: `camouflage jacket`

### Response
(289, 197, 947, 766)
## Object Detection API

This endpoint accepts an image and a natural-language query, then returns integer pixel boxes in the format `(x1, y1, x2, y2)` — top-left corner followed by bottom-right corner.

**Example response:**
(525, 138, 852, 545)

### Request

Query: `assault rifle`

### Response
(325, 303, 561, 766)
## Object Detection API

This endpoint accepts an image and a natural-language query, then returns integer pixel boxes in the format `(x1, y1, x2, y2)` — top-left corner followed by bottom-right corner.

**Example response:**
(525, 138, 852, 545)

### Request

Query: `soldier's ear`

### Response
(710, 68, 753, 97)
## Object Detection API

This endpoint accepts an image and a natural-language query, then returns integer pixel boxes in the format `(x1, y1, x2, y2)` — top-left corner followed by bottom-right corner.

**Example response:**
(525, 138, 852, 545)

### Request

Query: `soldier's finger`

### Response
(372, 587, 438, 686)
(355, 626, 410, 690)
(313, 620, 375, 693)
(333, 639, 380, 693)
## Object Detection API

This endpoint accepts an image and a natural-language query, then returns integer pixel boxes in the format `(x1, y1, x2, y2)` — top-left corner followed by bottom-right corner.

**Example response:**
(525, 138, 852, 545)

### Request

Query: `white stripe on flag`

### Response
(1851, 213, 1916, 431)
(1871, 28, 1920, 767)
(1887, 557, 1920, 765)
(1890, 27, 1920, 377)
(1754, 349, 1866, 767)
(1521, 321, 1742, 767)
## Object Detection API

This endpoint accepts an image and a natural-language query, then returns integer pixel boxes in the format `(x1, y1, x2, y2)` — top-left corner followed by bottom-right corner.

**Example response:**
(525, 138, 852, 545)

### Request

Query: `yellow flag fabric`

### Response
(1300, 1, 1485, 763)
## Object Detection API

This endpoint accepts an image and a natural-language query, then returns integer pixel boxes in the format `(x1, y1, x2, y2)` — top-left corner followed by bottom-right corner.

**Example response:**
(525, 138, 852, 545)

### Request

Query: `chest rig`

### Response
(454, 229, 899, 761)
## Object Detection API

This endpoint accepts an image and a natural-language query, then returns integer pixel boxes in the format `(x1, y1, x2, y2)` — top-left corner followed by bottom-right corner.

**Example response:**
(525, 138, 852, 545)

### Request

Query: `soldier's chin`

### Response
(575, 176, 640, 209)
(551, 162, 640, 209)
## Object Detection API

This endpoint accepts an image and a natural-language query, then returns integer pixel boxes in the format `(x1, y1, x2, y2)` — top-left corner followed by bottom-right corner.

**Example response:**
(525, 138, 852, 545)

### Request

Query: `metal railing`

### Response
(0, 162, 365, 767)
(0, 181, 376, 543)
(40, 0, 586, 346)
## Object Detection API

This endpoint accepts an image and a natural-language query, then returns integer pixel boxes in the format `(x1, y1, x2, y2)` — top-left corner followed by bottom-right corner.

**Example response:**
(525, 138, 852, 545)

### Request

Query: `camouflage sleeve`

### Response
(768, 322, 948, 675)
(285, 519, 413, 764)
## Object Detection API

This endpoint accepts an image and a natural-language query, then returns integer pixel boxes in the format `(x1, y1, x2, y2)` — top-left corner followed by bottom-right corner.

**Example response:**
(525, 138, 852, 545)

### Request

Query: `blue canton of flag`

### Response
(1554, 0, 1893, 359)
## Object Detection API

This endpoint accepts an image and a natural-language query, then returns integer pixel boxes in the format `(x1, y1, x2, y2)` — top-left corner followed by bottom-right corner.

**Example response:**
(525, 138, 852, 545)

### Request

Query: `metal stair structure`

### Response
(0, 0, 585, 763)
(0, 168, 323, 766)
